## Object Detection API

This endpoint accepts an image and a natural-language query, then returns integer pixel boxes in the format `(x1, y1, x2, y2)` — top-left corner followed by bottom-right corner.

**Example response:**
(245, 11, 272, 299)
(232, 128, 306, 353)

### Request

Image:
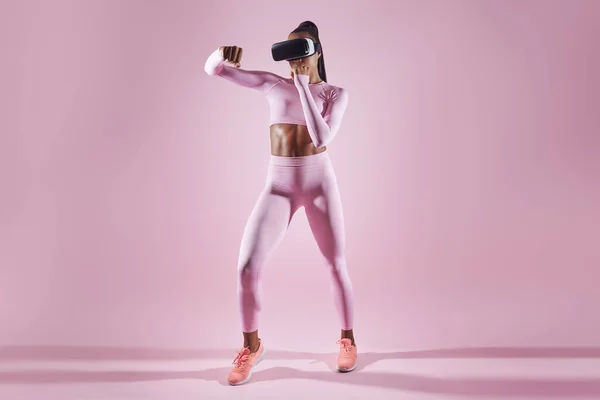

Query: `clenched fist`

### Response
(219, 46, 243, 68)
(290, 62, 310, 78)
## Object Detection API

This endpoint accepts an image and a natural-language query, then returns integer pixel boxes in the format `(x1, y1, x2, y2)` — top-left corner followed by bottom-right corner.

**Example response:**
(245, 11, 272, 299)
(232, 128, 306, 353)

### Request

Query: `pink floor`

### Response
(2, 345, 600, 400)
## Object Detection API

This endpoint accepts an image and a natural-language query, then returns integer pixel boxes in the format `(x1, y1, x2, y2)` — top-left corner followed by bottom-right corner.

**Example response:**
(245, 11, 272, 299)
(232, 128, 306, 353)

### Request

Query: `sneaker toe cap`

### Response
(228, 371, 246, 384)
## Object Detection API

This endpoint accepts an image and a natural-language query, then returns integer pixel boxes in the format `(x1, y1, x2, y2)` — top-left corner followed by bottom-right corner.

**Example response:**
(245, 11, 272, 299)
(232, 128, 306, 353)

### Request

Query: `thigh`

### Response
(238, 188, 294, 267)
(304, 168, 346, 261)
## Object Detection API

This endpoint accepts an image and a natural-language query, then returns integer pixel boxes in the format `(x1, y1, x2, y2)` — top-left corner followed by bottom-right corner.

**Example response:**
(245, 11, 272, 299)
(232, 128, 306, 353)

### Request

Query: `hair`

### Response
(291, 21, 327, 82)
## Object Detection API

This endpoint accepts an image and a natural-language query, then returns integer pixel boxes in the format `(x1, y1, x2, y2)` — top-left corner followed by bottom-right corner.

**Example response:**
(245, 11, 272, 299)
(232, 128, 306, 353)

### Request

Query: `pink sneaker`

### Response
(227, 339, 266, 386)
(336, 338, 357, 372)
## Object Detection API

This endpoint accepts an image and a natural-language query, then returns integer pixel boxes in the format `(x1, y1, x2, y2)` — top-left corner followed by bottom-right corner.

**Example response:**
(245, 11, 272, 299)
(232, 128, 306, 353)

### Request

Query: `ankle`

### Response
(340, 329, 355, 344)
(245, 339, 261, 354)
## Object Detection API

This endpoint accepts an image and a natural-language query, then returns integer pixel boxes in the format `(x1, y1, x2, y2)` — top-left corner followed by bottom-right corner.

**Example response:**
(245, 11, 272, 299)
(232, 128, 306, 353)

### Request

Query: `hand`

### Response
(219, 45, 243, 68)
(290, 62, 310, 78)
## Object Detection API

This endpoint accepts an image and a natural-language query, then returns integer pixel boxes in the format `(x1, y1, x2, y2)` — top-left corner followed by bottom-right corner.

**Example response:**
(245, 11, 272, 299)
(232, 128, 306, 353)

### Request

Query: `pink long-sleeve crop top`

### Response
(204, 48, 349, 148)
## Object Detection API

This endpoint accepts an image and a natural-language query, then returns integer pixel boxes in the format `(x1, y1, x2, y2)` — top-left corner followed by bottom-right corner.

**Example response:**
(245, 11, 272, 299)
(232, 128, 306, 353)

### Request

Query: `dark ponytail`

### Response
(291, 21, 327, 82)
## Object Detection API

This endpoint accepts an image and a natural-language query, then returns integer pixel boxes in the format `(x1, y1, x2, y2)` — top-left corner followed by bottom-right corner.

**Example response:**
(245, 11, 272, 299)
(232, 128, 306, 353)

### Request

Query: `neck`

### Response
(309, 73, 323, 84)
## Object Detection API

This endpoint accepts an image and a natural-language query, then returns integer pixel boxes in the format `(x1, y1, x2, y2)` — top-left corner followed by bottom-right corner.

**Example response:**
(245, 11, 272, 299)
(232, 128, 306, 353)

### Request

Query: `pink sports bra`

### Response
(204, 48, 349, 148)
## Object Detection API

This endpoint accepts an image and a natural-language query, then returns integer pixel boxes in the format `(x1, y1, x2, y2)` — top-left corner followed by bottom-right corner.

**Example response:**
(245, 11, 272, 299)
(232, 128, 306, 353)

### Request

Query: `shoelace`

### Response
(337, 340, 353, 355)
(232, 348, 250, 370)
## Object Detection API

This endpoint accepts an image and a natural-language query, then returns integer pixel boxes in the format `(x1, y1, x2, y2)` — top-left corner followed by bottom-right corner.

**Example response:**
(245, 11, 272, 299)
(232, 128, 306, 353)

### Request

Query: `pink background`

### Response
(2, 0, 600, 359)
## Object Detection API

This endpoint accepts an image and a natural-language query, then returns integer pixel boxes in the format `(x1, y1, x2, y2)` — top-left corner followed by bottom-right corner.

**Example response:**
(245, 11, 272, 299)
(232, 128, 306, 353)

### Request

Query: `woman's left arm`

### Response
(294, 75, 349, 148)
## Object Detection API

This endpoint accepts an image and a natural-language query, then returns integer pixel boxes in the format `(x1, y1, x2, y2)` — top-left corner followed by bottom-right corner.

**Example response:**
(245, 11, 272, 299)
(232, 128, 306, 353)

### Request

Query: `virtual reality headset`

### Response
(271, 38, 321, 62)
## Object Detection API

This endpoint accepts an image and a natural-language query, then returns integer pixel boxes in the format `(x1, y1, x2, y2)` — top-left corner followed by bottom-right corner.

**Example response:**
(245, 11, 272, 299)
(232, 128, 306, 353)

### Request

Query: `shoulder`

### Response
(264, 75, 287, 94)
(324, 82, 346, 93)
(324, 83, 348, 102)
(263, 71, 287, 81)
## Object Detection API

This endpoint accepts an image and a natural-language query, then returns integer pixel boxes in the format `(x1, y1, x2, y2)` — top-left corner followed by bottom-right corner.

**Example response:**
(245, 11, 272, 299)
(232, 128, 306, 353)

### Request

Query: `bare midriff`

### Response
(269, 123, 327, 157)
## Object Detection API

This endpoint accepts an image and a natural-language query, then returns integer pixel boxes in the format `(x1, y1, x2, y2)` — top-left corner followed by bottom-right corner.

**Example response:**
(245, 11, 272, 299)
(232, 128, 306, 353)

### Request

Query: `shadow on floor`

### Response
(1, 345, 600, 396)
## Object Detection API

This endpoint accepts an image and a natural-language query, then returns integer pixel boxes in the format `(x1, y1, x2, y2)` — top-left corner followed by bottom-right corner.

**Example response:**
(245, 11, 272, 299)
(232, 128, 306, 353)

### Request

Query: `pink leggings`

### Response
(237, 151, 355, 332)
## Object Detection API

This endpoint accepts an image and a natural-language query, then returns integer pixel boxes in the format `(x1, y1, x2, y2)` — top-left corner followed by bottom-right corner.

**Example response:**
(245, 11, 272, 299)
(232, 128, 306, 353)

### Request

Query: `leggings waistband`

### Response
(269, 150, 330, 166)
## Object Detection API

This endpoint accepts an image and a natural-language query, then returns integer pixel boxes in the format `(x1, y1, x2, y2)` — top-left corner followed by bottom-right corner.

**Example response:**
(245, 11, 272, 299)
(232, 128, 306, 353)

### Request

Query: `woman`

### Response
(204, 21, 357, 386)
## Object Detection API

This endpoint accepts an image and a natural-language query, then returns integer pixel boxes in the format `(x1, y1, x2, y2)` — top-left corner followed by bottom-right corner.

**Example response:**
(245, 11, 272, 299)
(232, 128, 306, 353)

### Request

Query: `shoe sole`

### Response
(229, 347, 267, 386)
(337, 360, 357, 372)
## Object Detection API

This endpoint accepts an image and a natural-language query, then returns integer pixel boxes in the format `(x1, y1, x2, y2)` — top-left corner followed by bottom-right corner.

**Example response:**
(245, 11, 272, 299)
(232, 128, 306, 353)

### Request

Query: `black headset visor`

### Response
(271, 38, 321, 62)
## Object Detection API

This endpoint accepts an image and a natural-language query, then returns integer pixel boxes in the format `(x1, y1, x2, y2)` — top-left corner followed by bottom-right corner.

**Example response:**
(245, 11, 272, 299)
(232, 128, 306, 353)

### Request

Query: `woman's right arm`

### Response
(204, 47, 282, 93)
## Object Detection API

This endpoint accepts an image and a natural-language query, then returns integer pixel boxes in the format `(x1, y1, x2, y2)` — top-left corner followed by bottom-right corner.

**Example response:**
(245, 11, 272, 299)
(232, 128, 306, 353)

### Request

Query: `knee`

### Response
(326, 254, 347, 275)
(238, 257, 259, 285)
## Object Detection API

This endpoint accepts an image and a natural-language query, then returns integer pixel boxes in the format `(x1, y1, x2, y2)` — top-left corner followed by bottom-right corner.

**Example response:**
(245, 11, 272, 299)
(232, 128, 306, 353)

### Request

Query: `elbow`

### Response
(311, 132, 324, 148)
(315, 137, 328, 148)
(318, 140, 331, 148)
(313, 130, 333, 148)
